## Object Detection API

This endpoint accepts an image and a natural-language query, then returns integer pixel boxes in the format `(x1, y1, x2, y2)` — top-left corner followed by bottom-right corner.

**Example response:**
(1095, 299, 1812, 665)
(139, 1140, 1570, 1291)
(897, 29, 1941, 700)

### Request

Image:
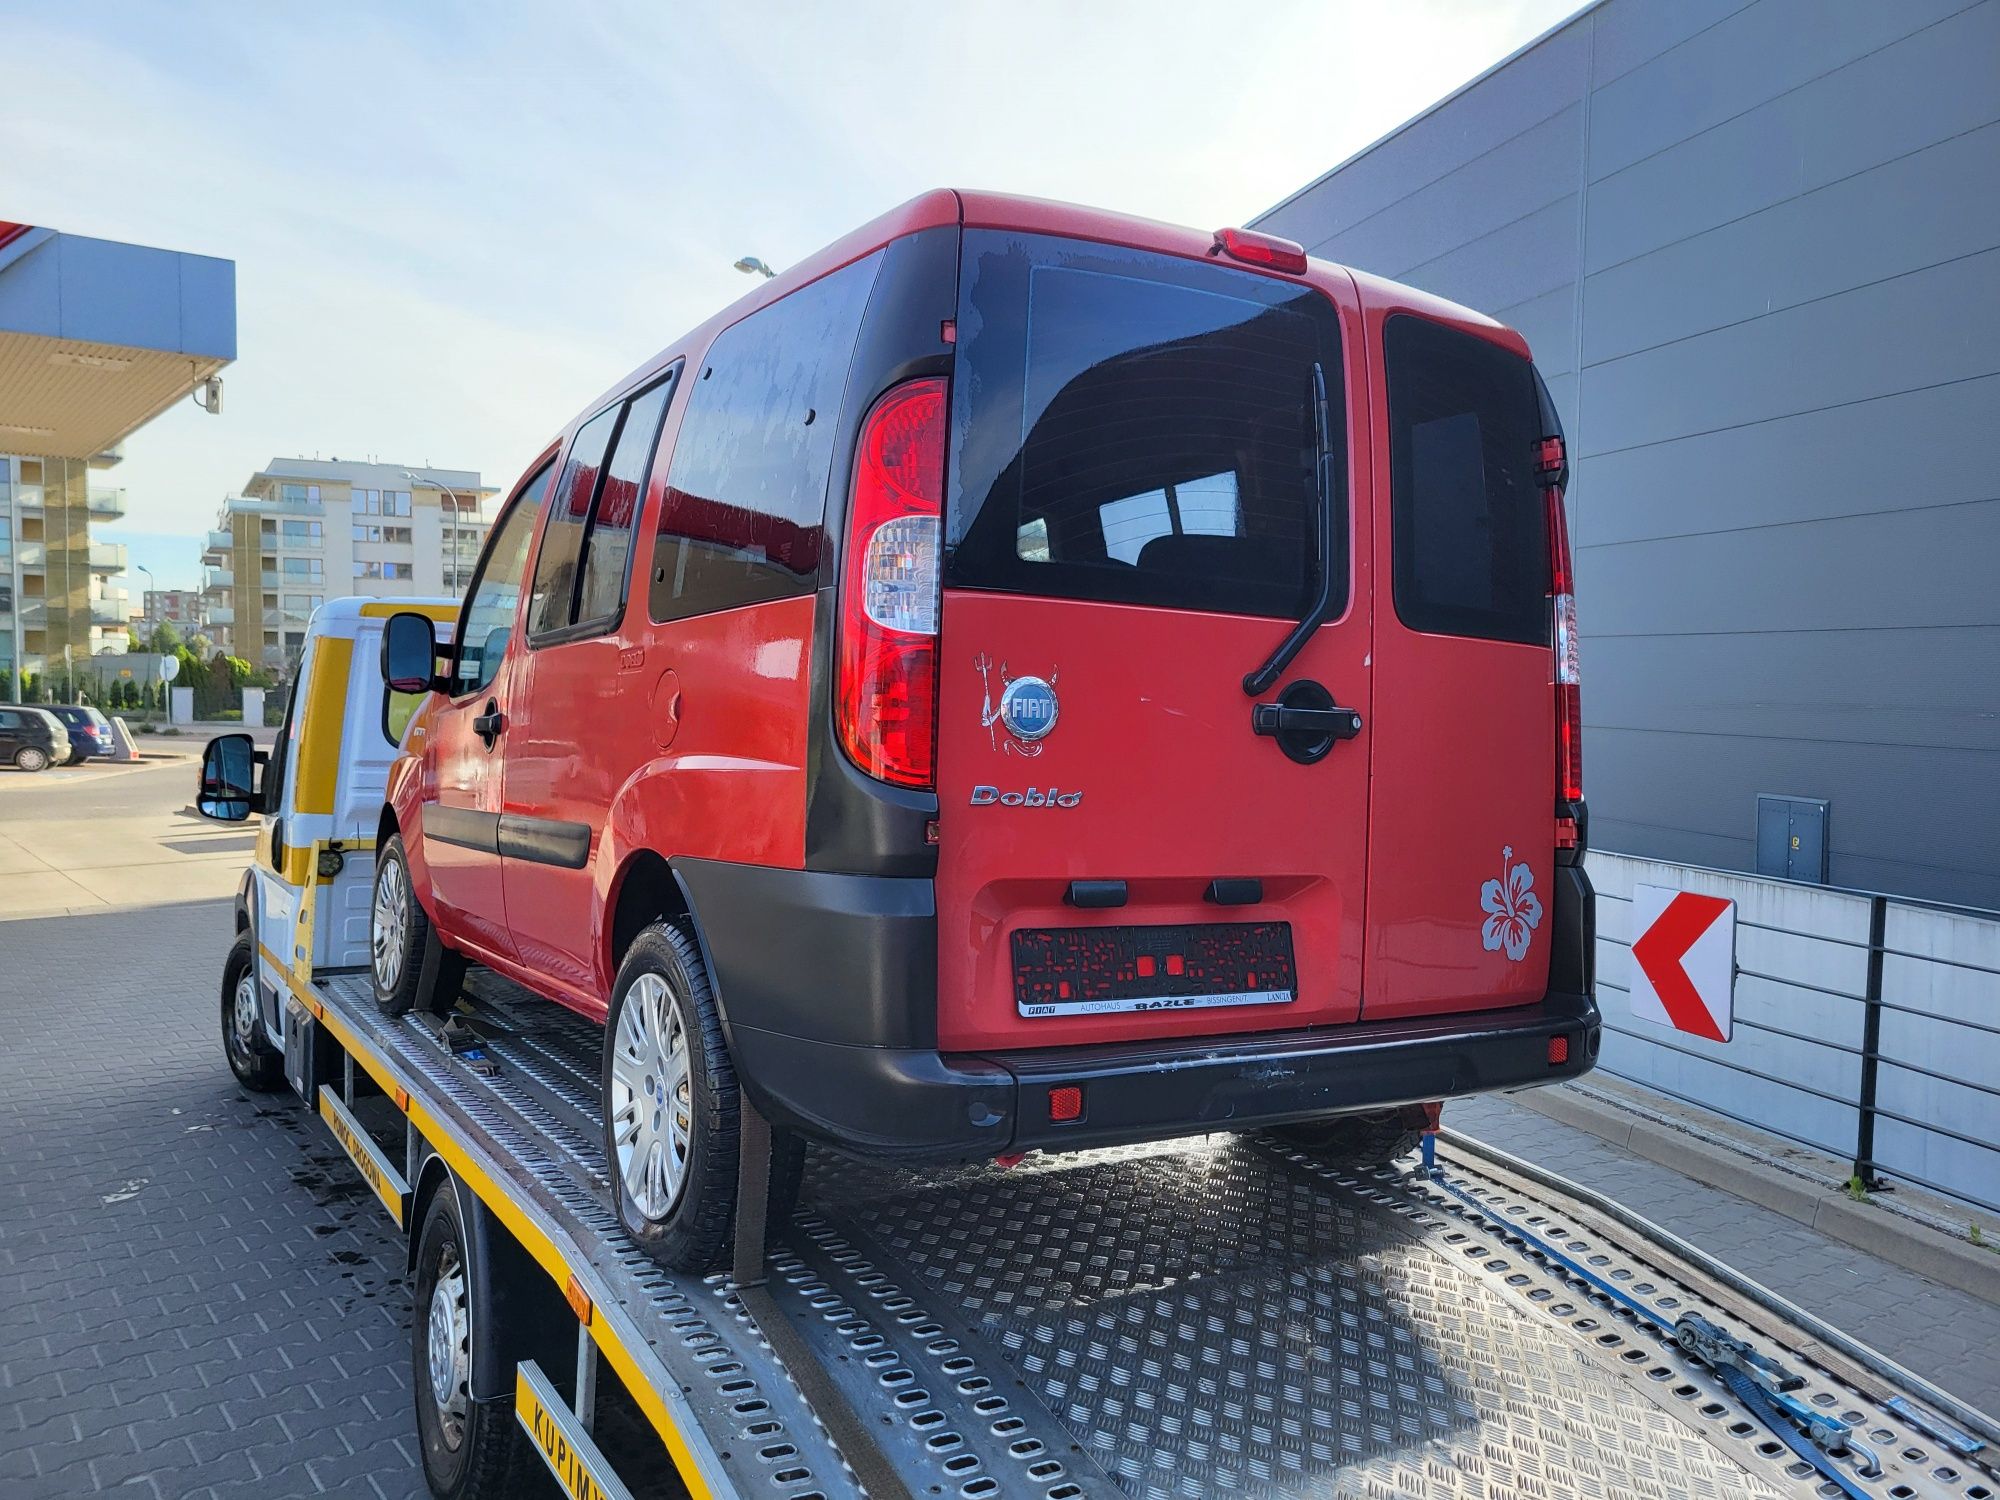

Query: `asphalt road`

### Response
(0, 750, 254, 922)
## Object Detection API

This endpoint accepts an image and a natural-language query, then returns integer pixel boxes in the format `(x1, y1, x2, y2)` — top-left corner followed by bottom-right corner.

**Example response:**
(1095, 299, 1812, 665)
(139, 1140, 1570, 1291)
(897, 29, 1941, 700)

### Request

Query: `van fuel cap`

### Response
(1252, 679, 1362, 765)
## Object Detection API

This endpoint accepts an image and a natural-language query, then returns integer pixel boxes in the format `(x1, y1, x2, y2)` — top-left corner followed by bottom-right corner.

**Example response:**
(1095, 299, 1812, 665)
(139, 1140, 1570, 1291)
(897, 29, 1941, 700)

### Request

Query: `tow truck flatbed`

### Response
(284, 960, 1996, 1500)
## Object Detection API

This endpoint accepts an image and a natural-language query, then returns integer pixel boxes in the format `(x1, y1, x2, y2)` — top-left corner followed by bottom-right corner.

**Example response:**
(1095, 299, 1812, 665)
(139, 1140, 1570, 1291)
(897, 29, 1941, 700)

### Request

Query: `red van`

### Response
(376, 190, 1598, 1270)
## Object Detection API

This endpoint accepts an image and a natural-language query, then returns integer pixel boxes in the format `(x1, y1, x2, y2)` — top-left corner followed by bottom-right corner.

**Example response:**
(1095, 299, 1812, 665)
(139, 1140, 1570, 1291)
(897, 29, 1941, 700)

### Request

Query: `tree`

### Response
(21, 672, 41, 704)
(147, 620, 182, 655)
(126, 626, 145, 653)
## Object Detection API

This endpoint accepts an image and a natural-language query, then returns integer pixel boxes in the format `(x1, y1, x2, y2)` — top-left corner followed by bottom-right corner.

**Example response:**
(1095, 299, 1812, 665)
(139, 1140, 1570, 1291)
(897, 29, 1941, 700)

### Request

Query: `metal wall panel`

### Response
(1254, 0, 2000, 910)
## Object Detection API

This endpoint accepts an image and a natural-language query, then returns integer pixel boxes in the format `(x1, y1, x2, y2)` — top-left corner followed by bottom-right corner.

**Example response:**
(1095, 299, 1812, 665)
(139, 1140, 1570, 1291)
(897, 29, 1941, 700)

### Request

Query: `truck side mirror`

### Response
(197, 732, 259, 822)
(383, 611, 443, 694)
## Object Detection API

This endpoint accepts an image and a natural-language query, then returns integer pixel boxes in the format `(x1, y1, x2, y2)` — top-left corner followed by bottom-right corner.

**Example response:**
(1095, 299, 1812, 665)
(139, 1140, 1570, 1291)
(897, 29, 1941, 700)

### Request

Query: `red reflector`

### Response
(1049, 1086, 1083, 1123)
(1135, 955, 1156, 978)
(1212, 226, 1308, 274)
(1548, 1035, 1570, 1066)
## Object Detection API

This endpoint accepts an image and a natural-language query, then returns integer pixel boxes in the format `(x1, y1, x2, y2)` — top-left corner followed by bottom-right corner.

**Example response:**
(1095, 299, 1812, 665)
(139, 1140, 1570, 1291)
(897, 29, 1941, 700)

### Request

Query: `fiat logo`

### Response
(999, 676, 1059, 742)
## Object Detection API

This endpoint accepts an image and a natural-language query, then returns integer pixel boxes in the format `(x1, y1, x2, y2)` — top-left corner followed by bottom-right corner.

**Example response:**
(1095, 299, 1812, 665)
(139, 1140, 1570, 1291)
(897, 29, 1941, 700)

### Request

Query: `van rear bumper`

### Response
(731, 991, 1600, 1161)
(677, 855, 1600, 1161)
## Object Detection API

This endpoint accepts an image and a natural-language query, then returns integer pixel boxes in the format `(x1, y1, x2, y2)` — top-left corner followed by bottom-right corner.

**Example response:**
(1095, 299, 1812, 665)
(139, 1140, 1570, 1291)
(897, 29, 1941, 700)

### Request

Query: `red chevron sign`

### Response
(1630, 885, 1736, 1042)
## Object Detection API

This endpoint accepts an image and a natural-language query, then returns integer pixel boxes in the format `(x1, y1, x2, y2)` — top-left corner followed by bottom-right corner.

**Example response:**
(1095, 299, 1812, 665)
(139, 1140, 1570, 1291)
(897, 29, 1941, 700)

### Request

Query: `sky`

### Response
(3, 0, 1577, 595)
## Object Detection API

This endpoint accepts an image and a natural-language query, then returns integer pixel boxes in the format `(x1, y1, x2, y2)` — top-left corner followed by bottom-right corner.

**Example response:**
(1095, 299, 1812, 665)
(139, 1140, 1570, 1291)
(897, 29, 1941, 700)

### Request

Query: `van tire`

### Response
(1267, 1108, 1426, 1169)
(601, 920, 744, 1272)
(371, 833, 465, 1017)
(14, 746, 48, 773)
(410, 1185, 535, 1500)
(221, 933, 285, 1092)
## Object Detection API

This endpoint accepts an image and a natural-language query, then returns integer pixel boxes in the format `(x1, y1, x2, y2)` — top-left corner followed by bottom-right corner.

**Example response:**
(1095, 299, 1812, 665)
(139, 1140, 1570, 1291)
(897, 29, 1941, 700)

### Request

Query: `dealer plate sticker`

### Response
(1013, 921, 1297, 1018)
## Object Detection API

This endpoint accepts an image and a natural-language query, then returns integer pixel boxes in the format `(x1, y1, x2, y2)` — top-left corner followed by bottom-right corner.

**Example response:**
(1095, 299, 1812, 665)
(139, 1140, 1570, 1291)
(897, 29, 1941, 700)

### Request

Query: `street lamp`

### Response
(734, 256, 776, 280)
(135, 564, 156, 639)
(403, 470, 468, 594)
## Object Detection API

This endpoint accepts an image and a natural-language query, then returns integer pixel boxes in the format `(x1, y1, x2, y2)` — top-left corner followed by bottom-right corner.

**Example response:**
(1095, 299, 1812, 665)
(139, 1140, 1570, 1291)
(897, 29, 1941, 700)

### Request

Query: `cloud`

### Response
(4, 0, 1574, 590)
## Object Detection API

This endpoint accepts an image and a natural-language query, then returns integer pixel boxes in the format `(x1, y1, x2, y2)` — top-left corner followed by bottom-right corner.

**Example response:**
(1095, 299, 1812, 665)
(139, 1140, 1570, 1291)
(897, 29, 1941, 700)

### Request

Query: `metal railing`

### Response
(1590, 851, 1999, 1219)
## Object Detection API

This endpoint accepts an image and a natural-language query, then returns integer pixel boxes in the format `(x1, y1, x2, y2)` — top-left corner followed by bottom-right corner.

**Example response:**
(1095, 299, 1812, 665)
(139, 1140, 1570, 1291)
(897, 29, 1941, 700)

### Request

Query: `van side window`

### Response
(575, 371, 677, 628)
(1385, 315, 1549, 645)
(649, 251, 882, 624)
(529, 406, 619, 638)
(453, 465, 552, 696)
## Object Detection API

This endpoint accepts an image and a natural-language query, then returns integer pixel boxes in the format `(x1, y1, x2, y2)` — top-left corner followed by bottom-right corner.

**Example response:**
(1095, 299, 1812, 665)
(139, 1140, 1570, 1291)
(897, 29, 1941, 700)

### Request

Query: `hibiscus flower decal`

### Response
(1480, 844, 1542, 962)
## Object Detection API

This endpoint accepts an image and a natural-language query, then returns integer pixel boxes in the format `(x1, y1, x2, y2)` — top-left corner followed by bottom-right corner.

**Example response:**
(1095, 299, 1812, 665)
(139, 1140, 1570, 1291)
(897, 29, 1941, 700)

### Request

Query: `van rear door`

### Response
(933, 231, 1370, 1054)
(1362, 309, 1558, 1020)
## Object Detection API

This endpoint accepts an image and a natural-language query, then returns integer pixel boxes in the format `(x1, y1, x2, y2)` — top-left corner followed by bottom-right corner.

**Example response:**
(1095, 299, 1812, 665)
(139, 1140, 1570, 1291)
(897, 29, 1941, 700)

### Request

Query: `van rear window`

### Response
(947, 233, 1344, 620)
(1384, 315, 1549, 645)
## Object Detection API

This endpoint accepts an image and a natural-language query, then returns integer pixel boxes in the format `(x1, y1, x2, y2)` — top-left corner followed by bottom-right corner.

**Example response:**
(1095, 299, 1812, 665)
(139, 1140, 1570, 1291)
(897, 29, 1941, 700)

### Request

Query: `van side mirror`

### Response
(197, 732, 260, 822)
(383, 611, 443, 694)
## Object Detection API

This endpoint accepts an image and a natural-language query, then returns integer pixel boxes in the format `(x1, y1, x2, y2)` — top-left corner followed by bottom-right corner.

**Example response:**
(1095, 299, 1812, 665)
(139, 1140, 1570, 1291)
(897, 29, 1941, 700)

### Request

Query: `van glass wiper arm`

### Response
(1243, 361, 1335, 696)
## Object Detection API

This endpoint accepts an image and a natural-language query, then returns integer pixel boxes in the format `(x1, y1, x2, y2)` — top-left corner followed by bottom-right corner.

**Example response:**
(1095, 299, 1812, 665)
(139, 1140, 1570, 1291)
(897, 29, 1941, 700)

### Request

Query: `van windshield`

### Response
(946, 232, 1345, 620)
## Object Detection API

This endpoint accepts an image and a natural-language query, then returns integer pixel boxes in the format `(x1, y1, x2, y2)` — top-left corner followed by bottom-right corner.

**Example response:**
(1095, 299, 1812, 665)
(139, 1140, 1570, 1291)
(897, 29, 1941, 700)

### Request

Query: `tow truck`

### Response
(195, 600, 1997, 1500)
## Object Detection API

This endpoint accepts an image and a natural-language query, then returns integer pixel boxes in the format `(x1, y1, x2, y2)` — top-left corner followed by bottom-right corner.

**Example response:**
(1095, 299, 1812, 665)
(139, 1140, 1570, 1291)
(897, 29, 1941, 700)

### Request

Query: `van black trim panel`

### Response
(422, 805, 590, 869)
(675, 855, 938, 1049)
(676, 852, 1598, 1160)
(732, 989, 1600, 1163)
(497, 814, 591, 870)
(424, 804, 499, 855)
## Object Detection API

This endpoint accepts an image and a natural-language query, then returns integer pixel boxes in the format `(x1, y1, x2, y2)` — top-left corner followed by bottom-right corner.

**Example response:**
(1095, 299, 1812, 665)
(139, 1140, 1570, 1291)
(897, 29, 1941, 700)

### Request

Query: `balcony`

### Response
(16, 540, 44, 568)
(88, 488, 126, 520)
(90, 598, 128, 627)
(204, 606, 234, 626)
(89, 541, 127, 573)
(203, 566, 233, 590)
(13, 484, 43, 509)
(18, 599, 45, 626)
(228, 494, 325, 519)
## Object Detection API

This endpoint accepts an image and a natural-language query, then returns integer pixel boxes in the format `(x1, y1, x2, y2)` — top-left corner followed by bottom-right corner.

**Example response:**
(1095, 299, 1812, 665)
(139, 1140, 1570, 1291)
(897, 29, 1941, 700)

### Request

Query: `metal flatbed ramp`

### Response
(307, 970, 1995, 1500)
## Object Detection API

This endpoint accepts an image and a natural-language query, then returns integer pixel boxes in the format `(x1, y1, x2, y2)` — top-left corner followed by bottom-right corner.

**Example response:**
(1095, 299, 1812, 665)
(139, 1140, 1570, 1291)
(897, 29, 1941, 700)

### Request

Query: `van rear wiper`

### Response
(1244, 362, 1335, 696)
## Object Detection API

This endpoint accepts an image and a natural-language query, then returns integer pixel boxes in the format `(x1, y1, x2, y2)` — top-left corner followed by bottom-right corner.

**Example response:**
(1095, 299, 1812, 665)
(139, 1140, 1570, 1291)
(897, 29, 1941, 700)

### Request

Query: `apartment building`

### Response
(199, 458, 493, 668)
(0, 453, 133, 687)
(1, 220, 233, 690)
(139, 588, 200, 635)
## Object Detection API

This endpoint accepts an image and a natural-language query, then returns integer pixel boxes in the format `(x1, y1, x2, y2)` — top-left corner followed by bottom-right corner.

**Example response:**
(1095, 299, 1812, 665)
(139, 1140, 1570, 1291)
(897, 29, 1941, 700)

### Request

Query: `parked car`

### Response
(375, 190, 1600, 1270)
(44, 704, 114, 763)
(0, 705, 72, 772)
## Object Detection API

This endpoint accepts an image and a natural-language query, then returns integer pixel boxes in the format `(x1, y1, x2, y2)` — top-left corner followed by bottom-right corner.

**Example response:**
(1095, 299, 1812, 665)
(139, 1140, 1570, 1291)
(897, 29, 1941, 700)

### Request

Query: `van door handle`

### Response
(1252, 704, 1362, 738)
(473, 701, 505, 750)
(1252, 679, 1361, 765)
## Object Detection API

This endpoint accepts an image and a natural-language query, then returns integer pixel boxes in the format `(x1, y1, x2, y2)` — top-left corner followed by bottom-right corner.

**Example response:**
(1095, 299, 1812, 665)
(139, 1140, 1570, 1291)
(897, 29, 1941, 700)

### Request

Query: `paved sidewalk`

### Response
(0, 904, 440, 1500)
(1449, 1089, 2000, 1419)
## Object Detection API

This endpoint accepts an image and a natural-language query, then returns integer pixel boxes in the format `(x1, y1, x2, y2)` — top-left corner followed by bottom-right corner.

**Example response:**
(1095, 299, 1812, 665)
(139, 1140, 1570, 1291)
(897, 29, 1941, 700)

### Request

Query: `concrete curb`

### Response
(1515, 1085, 2000, 1307)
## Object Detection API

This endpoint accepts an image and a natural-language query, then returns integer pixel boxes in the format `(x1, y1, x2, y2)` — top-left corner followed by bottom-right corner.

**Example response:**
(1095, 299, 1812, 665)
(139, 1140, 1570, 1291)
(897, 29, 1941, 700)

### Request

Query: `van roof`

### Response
(579, 189, 1530, 434)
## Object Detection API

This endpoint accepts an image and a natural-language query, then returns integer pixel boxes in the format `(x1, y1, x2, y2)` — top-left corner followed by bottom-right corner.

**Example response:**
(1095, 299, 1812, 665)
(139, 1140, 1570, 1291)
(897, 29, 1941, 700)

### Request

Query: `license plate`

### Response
(1012, 922, 1297, 1018)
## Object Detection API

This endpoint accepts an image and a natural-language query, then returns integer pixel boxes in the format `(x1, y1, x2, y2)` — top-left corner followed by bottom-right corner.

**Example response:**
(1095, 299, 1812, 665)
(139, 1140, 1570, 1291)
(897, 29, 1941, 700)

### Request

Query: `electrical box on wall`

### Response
(1755, 795, 1830, 884)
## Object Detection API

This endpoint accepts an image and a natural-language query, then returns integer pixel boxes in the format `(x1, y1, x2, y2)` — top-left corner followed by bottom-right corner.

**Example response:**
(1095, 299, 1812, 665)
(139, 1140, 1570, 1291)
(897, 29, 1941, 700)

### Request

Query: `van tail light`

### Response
(1541, 434, 1583, 850)
(1213, 227, 1309, 274)
(837, 377, 947, 789)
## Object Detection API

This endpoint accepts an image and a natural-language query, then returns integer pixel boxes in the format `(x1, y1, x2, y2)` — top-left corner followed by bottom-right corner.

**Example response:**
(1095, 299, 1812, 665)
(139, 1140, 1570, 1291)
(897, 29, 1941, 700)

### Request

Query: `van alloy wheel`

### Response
(373, 856, 409, 992)
(609, 973, 691, 1223)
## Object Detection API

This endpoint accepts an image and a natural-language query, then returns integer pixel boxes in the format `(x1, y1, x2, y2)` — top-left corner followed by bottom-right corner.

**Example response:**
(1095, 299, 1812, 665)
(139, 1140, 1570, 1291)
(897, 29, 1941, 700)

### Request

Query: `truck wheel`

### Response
(14, 746, 48, 772)
(1267, 1107, 1426, 1168)
(221, 932, 285, 1092)
(602, 921, 743, 1272)
(411, 1186, 534, 1500)
(372, 833, 465, 1017)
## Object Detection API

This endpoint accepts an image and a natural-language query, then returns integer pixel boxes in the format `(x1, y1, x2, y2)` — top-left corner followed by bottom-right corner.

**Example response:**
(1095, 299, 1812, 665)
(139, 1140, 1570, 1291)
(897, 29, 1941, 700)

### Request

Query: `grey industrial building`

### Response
(1255, 0, 2000, 910)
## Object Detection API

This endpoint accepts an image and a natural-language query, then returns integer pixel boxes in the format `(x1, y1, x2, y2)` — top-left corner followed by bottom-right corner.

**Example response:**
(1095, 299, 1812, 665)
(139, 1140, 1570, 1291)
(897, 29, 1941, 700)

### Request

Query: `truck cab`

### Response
(196, 596, 458, 1082)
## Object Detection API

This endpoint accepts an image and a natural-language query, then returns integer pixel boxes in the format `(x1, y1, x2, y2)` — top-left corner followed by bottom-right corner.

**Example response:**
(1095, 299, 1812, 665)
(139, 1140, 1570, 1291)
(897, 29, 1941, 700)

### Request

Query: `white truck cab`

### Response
(196, 596, 457, 1082)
